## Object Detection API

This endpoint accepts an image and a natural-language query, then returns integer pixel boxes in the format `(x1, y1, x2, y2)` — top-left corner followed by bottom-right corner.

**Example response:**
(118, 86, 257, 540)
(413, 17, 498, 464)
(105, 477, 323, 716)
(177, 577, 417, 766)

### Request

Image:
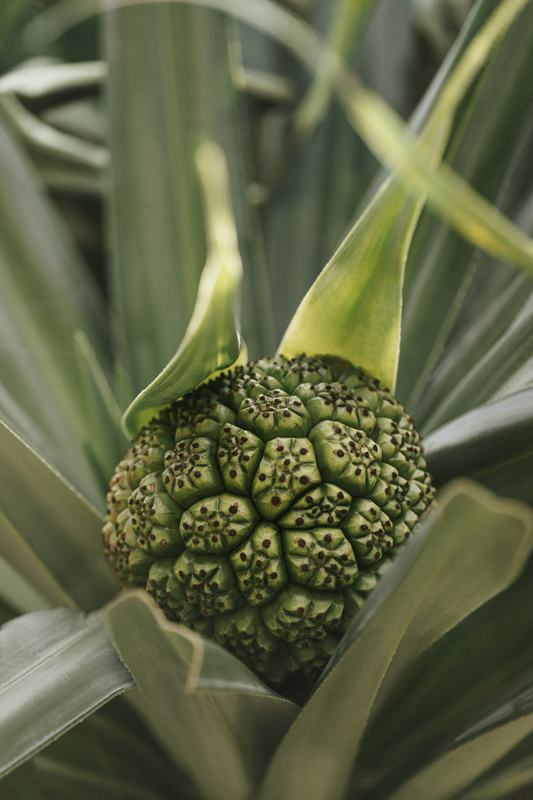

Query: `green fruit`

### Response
(104, 354, 435, 690)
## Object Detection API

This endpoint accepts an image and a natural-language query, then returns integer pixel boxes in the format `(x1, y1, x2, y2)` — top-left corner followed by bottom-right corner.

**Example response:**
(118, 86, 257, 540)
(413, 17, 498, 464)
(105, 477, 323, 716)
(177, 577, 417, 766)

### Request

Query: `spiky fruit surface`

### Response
(104, 355, 435, 690)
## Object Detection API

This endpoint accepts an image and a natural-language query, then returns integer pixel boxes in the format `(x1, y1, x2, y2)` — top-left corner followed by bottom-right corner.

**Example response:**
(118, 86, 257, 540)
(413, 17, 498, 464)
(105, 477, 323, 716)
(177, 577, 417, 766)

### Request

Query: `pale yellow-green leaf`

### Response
(280, 0, 525, 388)
(279, 180, 421, 389)
(122, 141, 244, 438)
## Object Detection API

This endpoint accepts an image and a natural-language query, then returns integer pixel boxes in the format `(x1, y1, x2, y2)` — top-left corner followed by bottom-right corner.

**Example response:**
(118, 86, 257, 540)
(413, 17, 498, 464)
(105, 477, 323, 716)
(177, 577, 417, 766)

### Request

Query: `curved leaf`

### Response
(28, 0, 533, 280)
(105, 591, 298, 800)
(122, 142, 244, 438)
(354, 531, 533, 797)
(398, 0, 533, 412)
(387, 711, 533, 800)
(424, 388, 533, 503)
(278, 181, 421, 389)
(0, 609, 134, 779)
(276, 0, 523, 388)
(258, 480, 533, 800)
(0, 419, 119, 611)
(105, 2, 273, 395)
(0, 104, 109, 506)
(460, 732, 533, 800)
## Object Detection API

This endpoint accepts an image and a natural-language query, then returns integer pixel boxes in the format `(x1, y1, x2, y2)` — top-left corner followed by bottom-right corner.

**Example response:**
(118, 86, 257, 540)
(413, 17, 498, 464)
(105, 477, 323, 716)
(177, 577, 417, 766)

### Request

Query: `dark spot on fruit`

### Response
(178, 479, 184, 488)
(262, 539, 271, 548)
(272, 496, 281, 506)
(229, 505, 238, 514)
(270, 572, 278, 579)
(211, 582, 219, 590)
(258, 473, 266, 481)
(300, 448, 308, 455)
(283, 410, 291, 417)
(301, 564, 309, 572)
(306, 495, 313, 503)
(199, 570, 206, 577)
(298, 607, 304, 614)
(193, 471, 201, 478)
(229, 469, 237, 478)
(300, 476, 310, 485)
(178, 570, 185, 578)
(277, 445, 284, 452)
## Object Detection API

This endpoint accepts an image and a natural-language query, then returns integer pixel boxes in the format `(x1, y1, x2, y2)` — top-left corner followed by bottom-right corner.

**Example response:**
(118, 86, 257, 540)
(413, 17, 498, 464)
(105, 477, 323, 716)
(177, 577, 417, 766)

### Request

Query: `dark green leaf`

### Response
(258, 480, 533, 800)
(424, 388, 533, 503)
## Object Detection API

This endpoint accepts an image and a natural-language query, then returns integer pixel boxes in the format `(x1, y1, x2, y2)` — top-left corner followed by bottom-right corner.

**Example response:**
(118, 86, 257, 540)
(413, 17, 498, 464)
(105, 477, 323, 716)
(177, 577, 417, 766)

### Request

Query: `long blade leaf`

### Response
(258, 481, 533, 800)
(0, 105, 109, 506)
(0, 609, 134, 778)
(387, 711, 533, 800)
(105, 591, 298, 800)
(122, 142, 244, 438)
(0, 419, 119, 610)
(27, 0, 533, 279)
(105, 1, 272, 395)
(424, 388, 533, 503)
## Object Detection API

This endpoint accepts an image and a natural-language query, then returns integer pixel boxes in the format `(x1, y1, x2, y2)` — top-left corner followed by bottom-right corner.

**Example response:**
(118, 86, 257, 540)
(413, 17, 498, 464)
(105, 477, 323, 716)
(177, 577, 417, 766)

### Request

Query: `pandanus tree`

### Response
(2, 0, 533, 798)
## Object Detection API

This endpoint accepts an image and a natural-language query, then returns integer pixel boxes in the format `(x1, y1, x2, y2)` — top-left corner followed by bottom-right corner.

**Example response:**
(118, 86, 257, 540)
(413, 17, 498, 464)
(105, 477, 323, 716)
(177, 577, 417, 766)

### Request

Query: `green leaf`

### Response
(0, 419, 119, 611)
(279, 0, 517, 389)
(424, 388, 533, 503)
(0, 554, 51, 614)
(2, 698, 188, 800)
(398, 0, 533, 412)
(28, 0, 533, 280)
(0, 104, 109, 506)
(105, 591, 298, 800)
(0, 609, 134, 779)
(279, 180, 421, 389)
(353, 524, 533, 797)
(257, 480, 533, 800)
(386, 710, 533, 800)
(105, 2, 273, 395)
(460, 732, 533, 800)
(122, 141, 244, 438)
